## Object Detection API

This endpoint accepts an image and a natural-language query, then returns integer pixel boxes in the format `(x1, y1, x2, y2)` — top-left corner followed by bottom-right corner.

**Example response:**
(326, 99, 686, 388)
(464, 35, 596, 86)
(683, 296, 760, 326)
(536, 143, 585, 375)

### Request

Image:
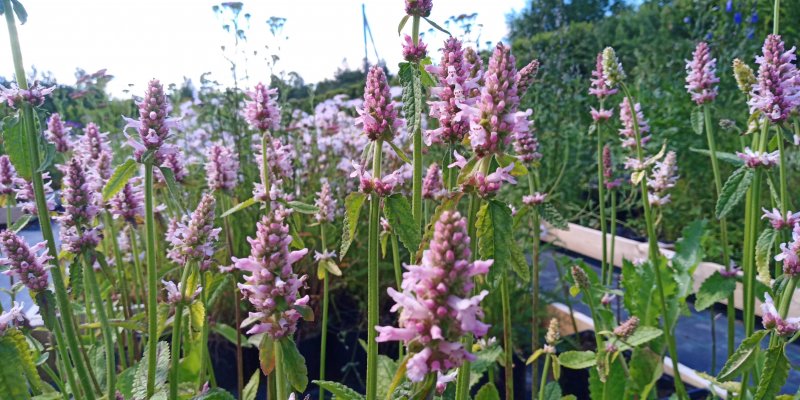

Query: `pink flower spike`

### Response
(685, 42, 720, 105)
(748, 35, 800, 123)
(762, 208, 800, 230)
(736, 148, 780, 169)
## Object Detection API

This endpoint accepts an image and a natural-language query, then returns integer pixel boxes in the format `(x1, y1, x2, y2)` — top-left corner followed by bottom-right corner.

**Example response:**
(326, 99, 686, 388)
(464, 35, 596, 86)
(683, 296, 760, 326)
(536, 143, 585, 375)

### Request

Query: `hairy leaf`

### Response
(717, 330, 768, 381)
(754, 344, 790, 400)
(694, 271, 736, 311)
(10, 214, 32, 233)
(384, 194, 420, 256)
(689, 148, 744, 166)
(756, 228, 777, 284)
(103, 158, 137, 201)
(558, 350, 596, 369)
(313, 380, 364, 400)
(279, 337, 308, 392)
(475, 382, 501, 400)
(259, 334, 275, 375)
(286, 200, 319, 214)
(0, 331, 30, 399)
(540, 203, 568, 230)
(221, 197, 257, 218)
(716, 166, 753, 219)
(628, 347, 661, 398)
(691, 108, 703, 135)
(2, 115, 32, 179)
(212, 324, 252, 349)
(340, 192, 367, 259)
(477, 200, 529, 281)
(158, 166, 186, 213)
(132, 341, 170, 400)
(672, 220, 706, 299)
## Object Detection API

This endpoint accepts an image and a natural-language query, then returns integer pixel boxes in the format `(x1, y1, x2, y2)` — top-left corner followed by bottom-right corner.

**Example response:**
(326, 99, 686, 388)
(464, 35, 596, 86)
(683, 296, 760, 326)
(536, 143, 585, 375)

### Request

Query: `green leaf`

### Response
(189, 300, 205, 341)
(589, 358, 626, 400)
(495, 153, 529, 177)
(320, 258, 342, 277)
(423, 17, 451, 35)
(628, 347, 662, 398)
(4, 329, 42, 395)
(756, 228, 777, 284)
(221, 196, 257, 218)
(672, 220, 706, 299)
(558, 351, 596, 369)
(34, 291, 57, 331)
(695, 271, 736, 311)
(689, 148, 744, 166)
(312, 380, 364, 400)
(340, 192, 367, 259)
(717, 330, 768, 381)
(0, 331, 31, 400)
(11, 0, 27, 24)
(70, 261, 84, 299)
(477, 200, 529, 281)
(103, 159, 138, 201)
(388, 140, 411, 164)
(690, 108, 704, 135)
(542, 381, 562, 400)
(397, 15, 409, 35)
(475, 382, 501, 400)
(194, 388, 237, 400)
(608, 326, 664, 351)
(36, 142, 55, 173)
(259, 334, 275, 375)
(469, 344, 503, 388)
(286, 200, 319, 214)
(540, 202, 568, 230)
(376, 355, 398, 400)
(10, 214, 32, 233)
(158, 166, 186, 213)
(279, 337, 308, 392)
(132, 341, 170, 399)
(696, 371, 741, 394)
(2, 115, 32, 180)
(419, 58, 436, 88)
(242, 370, 259, 400)
(754, 344, 790, 400)
(212, 324, 253, 349)
(716, 166, 753, 219)
(399, 62, 421, 133)
(384, 194, 421, 256)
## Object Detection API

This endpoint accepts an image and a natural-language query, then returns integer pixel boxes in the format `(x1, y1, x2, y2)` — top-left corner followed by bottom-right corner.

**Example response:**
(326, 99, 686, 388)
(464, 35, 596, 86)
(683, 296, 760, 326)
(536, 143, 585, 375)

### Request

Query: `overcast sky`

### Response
(0, 0, 527, 97)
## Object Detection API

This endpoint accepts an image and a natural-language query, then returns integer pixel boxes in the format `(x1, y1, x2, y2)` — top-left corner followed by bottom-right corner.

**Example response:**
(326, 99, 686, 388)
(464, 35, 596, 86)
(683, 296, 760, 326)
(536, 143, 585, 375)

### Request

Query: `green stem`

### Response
(145, 162, 159, 398)
(390, 232, 404, 360)
(366, 139, 383, 400)
(609, 190, 617, 284)
(220, 194, 243, 398)
(83, 253, 116, 400)
(773, 0, 780, 34)
(275, 340, 287, 400)
(169, 262, 194, 400)
(320, 224, 330, 400)
(105, 212, 133, 368)
(528, 172, 541, 400)
(537, 355, 551, 400)
(2, 3, 96, 397)
(411, 15, 423, 234)
(595, 117, 609, 285)
(622, 85, 687, 400)
(501, 271, 514, 400)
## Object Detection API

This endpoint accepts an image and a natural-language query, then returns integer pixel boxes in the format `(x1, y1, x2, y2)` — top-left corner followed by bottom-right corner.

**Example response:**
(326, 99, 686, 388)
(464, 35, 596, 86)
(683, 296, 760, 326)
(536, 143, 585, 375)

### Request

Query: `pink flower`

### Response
(647, 151, 678, 206)
(516, 59, 540, 96)
(762, 208, 800, 230)
(110, 178, 144, 226)
(376, 211, 491, 382)
(590, 107, 613, 122)
(244, 83, 281, 132)
(405, 0, 432, 17)
(167, 194, 221, 269)
(514, 121, 541, 165)
(685, 42, 719, 105)
(447, 150, 468, 169)
(0, 302, 43, 333)
(233, 207, 310, 339)
(162, 280, 202, 305)
(124, 79, 180, 164)
(776, 224, 800, 276)
(402, 35, 427, 63)
(314, 181, 336, 223)
(618, 98, 650, 149)
(736, 147, 780, 169)
(0, 231, 51, 292)
(589, 52, 618, 99)
(356, 66, 402, 141)
(426, 38, 477, 145)
(0, 81, 55, 109)
(748, 35, 800, 123)
(523, 192, 547, 206)
(58, 157, 103, 253)
(422, 163, 445, 200)
(761, 293, 800, 336)
(14, 173, 56, 215)
(156, 151, 188, 184)
(350, 161, 406, 196)
(46, 113, 72, 153)
(205, 143, 239, 192)
(0, 155, 17, 196)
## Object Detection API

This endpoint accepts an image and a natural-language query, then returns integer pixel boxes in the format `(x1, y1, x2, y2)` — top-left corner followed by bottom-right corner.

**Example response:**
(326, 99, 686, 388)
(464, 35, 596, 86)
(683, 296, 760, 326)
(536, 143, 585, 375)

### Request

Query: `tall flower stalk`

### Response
(605, 46, 689, 399)
(2, 3, 96, 398)
(314, 182, 336, 399)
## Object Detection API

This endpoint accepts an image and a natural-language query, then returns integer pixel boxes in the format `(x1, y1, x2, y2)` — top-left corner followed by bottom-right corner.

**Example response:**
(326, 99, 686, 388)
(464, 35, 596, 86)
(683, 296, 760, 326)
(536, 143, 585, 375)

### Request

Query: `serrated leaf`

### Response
(313, 380, 364, 400)
(608, 326, 663, 351)
(495, 153, 528, 177)
(542, 381, 562, 400)
(384, 194, 421, 257)
(475, 382, 500, 400)
(628, 347, 661, 397)
(477, 200, 519, 280)
(419, 59, 436, 87)
(36, 142, 55, 173)
(716, 166, 753, 219)
(558, 351, 596, 369)
(689, 148, 744, 166)
(103, 159, 137, 201)
(0, 331, 30, 400)
(2, 115, 32, 180)
(540, 203, 568, 230)
(321, 258, 342, 277)
(279, 337, 308, 392)
(286, 200, 319, 214)
(695, 271, 736, 311)
(340, 192, 367, 259)
(377, 355, 398, 400)
(189, 301, 205, 341)
(399, 62, 420, 133)
(672, 220, 706, 300)
(691, 108, 704, 135)
(754, 344, 790, 400)
(756, 228, 777, 284)
(589, 358, 626, 400)
(259, 334, 275, 375)
(10, 214, 32, 233)
(194, 388, 237, 400)
(717, 330, 768, 381)
(242, 370, 259, 400)
(158, 166, 186, 213)
(132, 341, 170, 400)
(221, 196, 257, 218)
(509, 238, 530, 282)
(34, 291, 56, 331)
(70, 261, 84, 299)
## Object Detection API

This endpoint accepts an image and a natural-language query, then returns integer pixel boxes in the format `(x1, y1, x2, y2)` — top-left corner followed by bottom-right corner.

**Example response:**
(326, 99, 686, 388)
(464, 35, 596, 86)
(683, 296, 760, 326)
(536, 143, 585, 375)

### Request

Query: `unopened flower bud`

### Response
(571, 265, 590, 290)
(732, 59, 756, 95)
(613, 316, 639, 339)
(545, 318, 560, 345)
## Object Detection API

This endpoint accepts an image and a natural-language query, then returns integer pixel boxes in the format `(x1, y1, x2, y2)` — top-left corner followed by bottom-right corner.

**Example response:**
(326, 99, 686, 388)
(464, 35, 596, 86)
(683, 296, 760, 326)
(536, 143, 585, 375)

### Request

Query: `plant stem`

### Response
(773, 0, 780, 34)
(274, 340, 287, 400)
(528, 172, 541, 400)
(609, 190, 617, 282)
(622, 85, 687, 399)
(454, 194, 482, 400)
(220, 194, 244, 399)
(366, 139, 383, 400)
(501, 270, 515, 400)
(319, 224, 330, 399)
(83, 253, 117, 400)
(144, 162, 159, 398)
(2, 3, 96, 397)
(411, 16, 423, 234)
(169, 262, 194, 400)
(105, 212, 134, 367)
(538, 355, 551, 400)
(595, 115, 609, 285)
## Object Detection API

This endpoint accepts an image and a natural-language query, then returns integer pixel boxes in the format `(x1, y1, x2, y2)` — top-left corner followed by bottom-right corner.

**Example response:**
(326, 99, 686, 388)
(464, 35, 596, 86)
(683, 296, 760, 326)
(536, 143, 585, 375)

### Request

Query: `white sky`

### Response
(0, 0, 527, 97)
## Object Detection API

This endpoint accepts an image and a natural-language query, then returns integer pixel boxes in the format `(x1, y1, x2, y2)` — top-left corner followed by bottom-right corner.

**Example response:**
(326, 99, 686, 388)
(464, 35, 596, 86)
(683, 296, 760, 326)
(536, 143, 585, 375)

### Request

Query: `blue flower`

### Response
(726, 0, 733, 12)
(705, 33, 713, 41)
(750, 11, 758, 24)
(684, 16, 691, 24)
(734, 12, 742, 25)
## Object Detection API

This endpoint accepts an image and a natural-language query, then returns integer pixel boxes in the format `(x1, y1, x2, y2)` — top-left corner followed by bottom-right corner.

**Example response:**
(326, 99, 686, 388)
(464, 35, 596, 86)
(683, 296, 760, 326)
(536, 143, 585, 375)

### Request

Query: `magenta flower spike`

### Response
(14, 173, 56, 215)
(110, 178, 144, 226)
(422, 163, 444, 200)
(513, 121, 541, 165)
(761, 293, 800, 336)
(314, 181, 336, 223)
(402, 35, 428, 63)
(45, 113, 72, 153)
(647, 151, 679, 206)
(205, 143, 239, 192)
(516, 59, 540, 96)
(58, 157, 103, 253)
(356, 66, 402, 142)
(736, 147, 780, 169)
(0, 230, 51, 292)
(156, 151, 188, 184)
(0, 81, 55, 109)
(376, 211, 492, 383)
(166, 193, 221, 270)
(124, 79, 180, 164)
(776, 224, 800, 276)
(685, 42, 720, 105)
(590, 52, 618, 100)
(426, 37, 477, 145)
(0, 155, 17, 197)
(762, 208, 800, 230)
(405, 0, 432, 17)
(233, 206, 310, 339)
(244, 82, 281, 132)
(618, 98, 651, 149)
(748, 34, 800, 123)
(79, 122, 113, 185)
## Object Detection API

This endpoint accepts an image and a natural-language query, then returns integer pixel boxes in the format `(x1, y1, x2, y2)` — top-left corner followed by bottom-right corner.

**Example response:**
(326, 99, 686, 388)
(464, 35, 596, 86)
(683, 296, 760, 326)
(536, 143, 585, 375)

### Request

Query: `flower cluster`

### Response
(618, 98, 651, 149)
(685, 42, 719, 105)
(402, 35, 427, 63)
(205, 143, 239, 192)
(516, 59, 540, 96)
(776, 223, 800, 276)
(426, 38, 478, 145)
(647, 151, 678, 207)
(124, 79, 179, 164)
(109, 178, 144, 226)
(166, 194, 221, 269)
(351, 161, 407, 197)
(513, 121, 541, 165)
(748, 35, 799, 123)
(162, 280, 202, 305)
(78, 122, 113, 186)
(0, 155, 17, 197)
(737, 148, 779, 169)
(590, 52, 618, 100)
(404, 0, 432, 17)
(233, 207, 310, 339)
(544, 318, 560, 353)
(523, 192, 547, 206)
(422, 163, 445, 200)
(602, 144, 622, 190)
(448, 151, 516, 198)
(58, 157, 103, 253)
(0, 230, 51, 292)
(156, 152, 188, 184)
(732, 58, 757, 95)
(376, 211, 493, 382)
(0, 82, 55, 109)
(356, 66, 401, 141)
(601, 47, 625, 87)
(46, 113, 72, 153)
(244, 82, 281, 132)
(14, 173, 56, 215)
(314, 181, 336, 223)
(253, 136, 294, 203)
(613, 316, 639, 339)
(762, 208, 800, 230)
(761, 293, 800, 336)
(0, 302, 43, 334)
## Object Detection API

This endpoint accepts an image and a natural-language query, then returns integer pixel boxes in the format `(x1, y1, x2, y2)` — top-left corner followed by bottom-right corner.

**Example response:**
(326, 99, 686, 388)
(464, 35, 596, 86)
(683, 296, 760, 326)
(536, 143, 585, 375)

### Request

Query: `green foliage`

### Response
(279, 337, 308, 392)
(716, 166, 753, 219)
(242, 370, 259, 400)
(694, 271, 736, 311)
(477, 199, 530, 282)
(313, 380, 365, 400)
(754, 344, 790, 400)
(755, 228, 777, 284)
(340, 192, 367, 259)
(717, 330, 768, 381)
(628, 347, 662, 398)
(558, 350, 597, 369)
(540, 203, 568, 230)
(220, 197, 257, 218)
(588, 357, 626, 400)
(383, 194, 421, 255)
(102, 158, 137, 201)
(193, 388, 237, 400)
(475, 382, 501, 400)
(132, 341, 170, 400)
(0, 332, 31, 400)
(2, 115, 32, 180)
